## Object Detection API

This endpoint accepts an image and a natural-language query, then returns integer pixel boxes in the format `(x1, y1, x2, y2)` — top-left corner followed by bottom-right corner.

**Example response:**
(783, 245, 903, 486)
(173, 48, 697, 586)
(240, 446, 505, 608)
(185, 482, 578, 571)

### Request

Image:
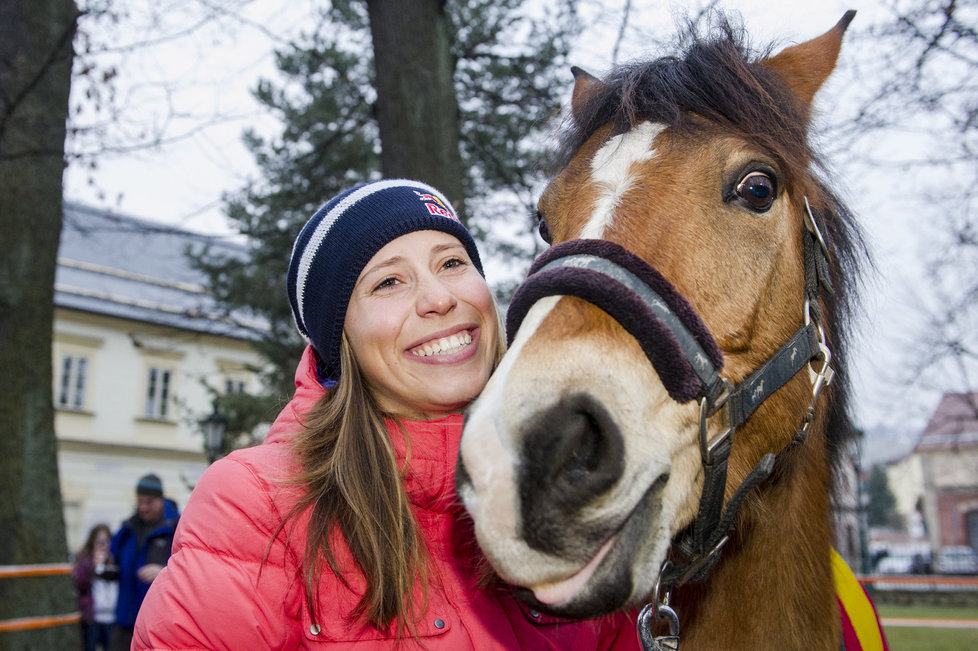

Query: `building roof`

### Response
(915, 392, 978, 453)
(56, 202, 266, 339)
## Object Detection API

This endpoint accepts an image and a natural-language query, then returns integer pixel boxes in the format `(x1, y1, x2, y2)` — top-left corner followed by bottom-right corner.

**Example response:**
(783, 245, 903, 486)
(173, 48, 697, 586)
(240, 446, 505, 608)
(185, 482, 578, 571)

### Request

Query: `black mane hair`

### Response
(550, 16, 869, 479)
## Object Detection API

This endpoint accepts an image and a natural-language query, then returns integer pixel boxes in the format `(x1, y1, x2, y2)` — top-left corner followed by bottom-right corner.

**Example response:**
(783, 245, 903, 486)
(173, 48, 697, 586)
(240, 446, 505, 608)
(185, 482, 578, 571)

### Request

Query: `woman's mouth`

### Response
(407, 327, 478, 362)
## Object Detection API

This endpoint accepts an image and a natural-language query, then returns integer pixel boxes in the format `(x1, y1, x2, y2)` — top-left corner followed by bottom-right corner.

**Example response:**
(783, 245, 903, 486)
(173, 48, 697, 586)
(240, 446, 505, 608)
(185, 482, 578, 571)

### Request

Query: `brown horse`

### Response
(457, 12, 867, 649)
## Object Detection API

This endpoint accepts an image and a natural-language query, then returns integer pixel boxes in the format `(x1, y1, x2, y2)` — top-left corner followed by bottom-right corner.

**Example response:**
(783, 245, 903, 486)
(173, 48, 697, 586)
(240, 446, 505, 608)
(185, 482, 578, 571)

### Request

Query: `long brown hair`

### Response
(286, 313, 505, 632)
(290, 334, 425, 632)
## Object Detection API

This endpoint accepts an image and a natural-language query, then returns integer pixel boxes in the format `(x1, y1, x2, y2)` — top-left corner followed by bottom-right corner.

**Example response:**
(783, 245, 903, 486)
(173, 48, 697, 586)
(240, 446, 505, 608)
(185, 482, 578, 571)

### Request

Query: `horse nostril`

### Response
(562, 408, 610, 478)
(519, 394, 625, 555)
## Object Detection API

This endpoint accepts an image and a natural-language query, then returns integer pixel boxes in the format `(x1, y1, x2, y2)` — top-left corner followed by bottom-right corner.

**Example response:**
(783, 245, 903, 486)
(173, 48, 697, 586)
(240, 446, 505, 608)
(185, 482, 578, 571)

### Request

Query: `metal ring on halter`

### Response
(803, 298, 826, 335)
(651, 560, 673, 609)
(803, 299, 834, 391)
(697, 379, 733, 466)
(803, 196, 830, 258)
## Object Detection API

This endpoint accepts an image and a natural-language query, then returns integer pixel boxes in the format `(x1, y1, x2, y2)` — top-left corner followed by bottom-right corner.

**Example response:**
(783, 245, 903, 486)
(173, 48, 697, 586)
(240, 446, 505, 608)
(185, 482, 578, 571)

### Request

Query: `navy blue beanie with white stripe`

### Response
(287, 179, 484, 383)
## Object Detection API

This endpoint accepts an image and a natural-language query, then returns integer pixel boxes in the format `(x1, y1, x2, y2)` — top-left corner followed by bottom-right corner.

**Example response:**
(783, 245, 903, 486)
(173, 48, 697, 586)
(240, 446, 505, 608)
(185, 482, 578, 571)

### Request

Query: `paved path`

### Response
(882, 617, 978, 629)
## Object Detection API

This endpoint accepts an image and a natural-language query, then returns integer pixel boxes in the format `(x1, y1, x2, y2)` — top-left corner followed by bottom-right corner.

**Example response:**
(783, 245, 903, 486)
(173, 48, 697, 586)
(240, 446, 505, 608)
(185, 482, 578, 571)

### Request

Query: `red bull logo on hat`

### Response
(413, 190, 459, 222)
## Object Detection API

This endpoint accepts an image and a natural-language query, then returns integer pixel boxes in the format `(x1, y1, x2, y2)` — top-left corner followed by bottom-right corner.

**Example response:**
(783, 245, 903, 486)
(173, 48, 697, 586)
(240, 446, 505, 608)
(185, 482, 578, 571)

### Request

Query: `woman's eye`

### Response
(536, 210, 552, 244)
(734, 171, 777, 212)
(443, 257, 466, 270)
(373, 276, 398, 291)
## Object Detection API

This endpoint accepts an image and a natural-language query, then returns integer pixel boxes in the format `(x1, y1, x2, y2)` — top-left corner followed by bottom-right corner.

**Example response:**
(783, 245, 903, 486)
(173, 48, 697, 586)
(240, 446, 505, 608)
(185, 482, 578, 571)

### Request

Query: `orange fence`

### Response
(0, 613, 81, 633)
(0, 563, 80, 633)
(0, 563, 74, 579)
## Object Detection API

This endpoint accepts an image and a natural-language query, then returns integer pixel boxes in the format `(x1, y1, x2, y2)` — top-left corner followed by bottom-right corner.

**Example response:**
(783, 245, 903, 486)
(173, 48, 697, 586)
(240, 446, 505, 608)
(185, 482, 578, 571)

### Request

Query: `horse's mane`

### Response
(551, 16, 869, 482)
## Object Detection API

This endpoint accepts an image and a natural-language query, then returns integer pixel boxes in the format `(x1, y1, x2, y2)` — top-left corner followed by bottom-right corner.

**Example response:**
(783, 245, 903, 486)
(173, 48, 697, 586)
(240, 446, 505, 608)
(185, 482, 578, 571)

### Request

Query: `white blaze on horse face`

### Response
(579, 121, 665, 239)
(459, 296, 585, 580)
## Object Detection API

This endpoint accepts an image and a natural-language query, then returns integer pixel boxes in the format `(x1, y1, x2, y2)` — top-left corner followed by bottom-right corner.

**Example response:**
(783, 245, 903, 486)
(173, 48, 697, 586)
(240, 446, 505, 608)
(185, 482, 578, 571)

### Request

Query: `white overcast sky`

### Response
(64, 0, 944, 448)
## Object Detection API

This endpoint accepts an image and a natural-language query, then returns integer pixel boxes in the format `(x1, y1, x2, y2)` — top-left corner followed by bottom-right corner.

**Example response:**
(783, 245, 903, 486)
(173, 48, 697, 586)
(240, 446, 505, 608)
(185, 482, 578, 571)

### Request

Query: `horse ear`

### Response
(762, 10, 856, 109)
(570, 66, 603, 124)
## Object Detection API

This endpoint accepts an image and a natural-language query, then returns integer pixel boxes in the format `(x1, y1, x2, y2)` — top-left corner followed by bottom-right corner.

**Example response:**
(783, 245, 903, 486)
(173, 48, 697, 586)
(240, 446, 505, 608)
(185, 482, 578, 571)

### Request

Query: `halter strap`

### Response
(507, 238, 724, 403)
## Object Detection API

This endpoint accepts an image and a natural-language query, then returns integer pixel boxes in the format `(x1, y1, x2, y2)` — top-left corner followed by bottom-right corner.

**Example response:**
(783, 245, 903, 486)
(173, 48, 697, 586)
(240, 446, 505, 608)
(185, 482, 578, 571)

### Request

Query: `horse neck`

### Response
(671, 416, 840, 649)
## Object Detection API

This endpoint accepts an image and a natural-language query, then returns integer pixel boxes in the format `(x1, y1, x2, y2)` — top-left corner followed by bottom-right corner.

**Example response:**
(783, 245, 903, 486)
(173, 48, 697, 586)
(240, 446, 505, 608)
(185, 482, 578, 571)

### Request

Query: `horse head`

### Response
(458, 12, 865, 637)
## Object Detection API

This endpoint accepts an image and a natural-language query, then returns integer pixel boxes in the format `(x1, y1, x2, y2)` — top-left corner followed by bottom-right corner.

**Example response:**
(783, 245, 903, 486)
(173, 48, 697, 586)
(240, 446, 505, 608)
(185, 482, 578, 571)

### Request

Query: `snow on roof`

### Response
(56, 202, 267, 339)
(915, 392, 978, 453)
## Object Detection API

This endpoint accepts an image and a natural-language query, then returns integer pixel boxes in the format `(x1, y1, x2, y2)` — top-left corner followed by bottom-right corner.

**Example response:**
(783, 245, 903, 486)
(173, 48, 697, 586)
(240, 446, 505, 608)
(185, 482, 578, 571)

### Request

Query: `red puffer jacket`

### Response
(134, 347, 639, 649)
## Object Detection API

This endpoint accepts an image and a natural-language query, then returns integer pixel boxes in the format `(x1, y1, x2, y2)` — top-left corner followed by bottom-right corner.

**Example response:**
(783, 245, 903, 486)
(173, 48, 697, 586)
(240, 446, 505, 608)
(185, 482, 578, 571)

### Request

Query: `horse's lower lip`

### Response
(530, 535, 618, 606)
(523, 472, 669, 615)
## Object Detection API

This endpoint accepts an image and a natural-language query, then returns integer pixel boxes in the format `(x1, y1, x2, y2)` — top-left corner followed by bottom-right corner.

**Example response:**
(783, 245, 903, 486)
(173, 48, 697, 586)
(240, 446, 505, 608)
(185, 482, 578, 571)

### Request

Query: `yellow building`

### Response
(54, 203, 268, 552)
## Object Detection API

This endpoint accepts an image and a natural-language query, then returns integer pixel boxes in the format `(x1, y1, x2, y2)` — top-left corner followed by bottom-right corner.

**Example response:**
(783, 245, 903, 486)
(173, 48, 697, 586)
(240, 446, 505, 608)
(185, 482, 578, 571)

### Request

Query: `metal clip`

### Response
(637, 604, 680, 650)
(698, 379, 733, 466)
(638, 563, 682, 651)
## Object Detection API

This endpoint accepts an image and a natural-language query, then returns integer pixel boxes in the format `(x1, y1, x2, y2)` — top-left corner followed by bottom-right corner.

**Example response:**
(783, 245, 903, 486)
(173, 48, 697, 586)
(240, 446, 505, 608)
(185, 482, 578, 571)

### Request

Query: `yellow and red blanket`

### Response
(833, 549, 889, 651)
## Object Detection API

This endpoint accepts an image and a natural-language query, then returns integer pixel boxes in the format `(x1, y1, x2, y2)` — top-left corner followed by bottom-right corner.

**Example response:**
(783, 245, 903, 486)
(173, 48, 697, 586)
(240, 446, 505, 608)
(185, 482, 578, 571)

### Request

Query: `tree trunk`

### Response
(0, 1, 78, 648)
(366, 0, 467, 219)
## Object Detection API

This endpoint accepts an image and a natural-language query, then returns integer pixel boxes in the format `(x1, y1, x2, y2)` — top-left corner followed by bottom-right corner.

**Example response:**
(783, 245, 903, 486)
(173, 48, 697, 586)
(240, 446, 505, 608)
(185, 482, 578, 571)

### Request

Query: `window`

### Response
(57, 354, 88, 409)
(224, 378, 247, 395)
(145, 367, 172, 419)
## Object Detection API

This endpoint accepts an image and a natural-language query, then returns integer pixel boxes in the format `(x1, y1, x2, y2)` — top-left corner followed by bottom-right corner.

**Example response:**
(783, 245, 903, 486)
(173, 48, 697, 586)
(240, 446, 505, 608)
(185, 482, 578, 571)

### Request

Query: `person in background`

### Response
(109, 473, 178, 650)
(73, 523, 118, 651)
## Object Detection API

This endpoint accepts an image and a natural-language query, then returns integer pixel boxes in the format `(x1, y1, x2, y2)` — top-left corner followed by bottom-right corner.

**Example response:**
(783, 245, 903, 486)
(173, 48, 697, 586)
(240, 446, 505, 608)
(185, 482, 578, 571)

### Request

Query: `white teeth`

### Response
(411, 331, 474, 357)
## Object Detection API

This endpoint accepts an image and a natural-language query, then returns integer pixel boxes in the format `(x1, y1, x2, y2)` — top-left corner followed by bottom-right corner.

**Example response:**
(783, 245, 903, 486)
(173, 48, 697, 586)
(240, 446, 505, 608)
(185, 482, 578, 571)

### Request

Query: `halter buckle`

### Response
(698, 379, 733, 466)
(675, 534, 730, 585)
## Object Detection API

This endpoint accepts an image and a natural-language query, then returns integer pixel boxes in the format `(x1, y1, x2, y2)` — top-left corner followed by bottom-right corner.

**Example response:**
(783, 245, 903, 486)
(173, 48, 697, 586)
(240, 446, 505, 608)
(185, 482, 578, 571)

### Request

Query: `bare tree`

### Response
(837, 0, 978, 414)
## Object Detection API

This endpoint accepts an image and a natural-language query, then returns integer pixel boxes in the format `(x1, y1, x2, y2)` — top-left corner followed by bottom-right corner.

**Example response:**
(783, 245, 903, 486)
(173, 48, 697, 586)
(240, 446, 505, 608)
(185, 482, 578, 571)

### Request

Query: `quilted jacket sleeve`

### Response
(133, 454, 303, 650)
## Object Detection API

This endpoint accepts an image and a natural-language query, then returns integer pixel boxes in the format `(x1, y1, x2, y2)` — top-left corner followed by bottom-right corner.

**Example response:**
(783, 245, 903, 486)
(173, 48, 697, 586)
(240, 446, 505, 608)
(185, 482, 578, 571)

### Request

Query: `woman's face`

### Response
(344, 230, 498, 418)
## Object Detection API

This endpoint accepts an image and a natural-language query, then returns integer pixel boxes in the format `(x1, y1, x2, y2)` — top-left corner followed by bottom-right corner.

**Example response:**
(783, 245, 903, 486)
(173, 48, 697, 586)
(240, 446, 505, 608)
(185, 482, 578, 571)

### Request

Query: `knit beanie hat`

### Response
(287, 179, 484, 383)
(136, 473, 164, 498)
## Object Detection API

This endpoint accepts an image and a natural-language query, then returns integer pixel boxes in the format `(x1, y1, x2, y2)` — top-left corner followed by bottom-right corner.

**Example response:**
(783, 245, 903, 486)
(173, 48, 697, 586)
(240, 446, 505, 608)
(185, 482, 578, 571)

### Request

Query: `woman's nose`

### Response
(416, 277, 457, 316)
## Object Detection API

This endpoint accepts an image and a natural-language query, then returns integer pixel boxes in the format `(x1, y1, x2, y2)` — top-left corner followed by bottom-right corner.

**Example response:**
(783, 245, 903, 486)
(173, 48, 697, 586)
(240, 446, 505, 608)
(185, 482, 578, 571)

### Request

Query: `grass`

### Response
(883, 626, 978, 650)
(877, 604, 978, 650)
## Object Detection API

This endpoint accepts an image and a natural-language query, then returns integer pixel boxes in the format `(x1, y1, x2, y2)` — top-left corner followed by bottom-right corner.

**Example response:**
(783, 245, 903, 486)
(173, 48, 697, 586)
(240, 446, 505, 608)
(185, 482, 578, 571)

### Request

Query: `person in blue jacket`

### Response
(108, 473, 178, 650)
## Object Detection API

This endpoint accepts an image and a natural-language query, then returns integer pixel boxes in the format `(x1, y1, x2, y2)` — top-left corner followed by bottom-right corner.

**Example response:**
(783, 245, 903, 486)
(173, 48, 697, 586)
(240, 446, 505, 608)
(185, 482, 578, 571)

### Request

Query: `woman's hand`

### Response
(137, 563, 164, 583)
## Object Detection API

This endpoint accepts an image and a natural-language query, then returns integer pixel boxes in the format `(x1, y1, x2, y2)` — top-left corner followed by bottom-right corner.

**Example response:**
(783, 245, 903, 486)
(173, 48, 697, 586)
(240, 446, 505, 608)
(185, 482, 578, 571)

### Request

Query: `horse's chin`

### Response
(515, 474, 672, 619)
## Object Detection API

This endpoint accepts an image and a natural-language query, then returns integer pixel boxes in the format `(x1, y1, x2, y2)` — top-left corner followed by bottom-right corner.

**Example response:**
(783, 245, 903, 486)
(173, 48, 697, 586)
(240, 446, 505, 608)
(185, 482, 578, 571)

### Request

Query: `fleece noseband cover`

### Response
(506, 239, 725, 404)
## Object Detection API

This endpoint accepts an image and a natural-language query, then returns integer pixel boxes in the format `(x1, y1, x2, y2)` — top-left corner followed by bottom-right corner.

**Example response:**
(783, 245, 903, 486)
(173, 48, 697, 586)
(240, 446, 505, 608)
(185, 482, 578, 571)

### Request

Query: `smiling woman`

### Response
(130, 179, 640, 649)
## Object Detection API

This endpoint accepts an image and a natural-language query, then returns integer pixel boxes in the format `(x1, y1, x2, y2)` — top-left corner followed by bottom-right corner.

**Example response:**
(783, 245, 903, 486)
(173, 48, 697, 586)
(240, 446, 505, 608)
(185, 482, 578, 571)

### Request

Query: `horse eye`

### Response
(735, 171, 777, 212)
(536, 210, 552, 244)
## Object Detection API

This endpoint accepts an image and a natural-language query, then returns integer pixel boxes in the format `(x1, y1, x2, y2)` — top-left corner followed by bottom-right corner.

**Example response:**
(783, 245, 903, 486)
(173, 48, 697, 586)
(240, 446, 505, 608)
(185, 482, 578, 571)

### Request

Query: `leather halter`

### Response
(506, 197, 836, 646)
